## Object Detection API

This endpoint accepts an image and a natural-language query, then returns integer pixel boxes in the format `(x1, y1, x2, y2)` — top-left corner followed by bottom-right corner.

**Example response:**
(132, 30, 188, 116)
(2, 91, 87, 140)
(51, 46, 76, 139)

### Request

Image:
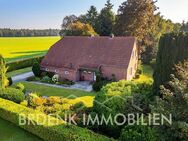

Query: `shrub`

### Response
(20, 100, 28, 107)
(46, 96, 62, 106)
(71, 101, 85, 111)
(32, 61, 42, 77)
(27, 93, 40, 107)
(0, 98, 113, 141)
(7, 56, 44, 72)
(58, 80, 75, 85)
(92, 74, 111, 92)
(14, 83, 26, 93)
(0, 88, 24, 103)
(26, 76, 41, 81)
(41, 76, 52, 83)
(32, 97, 46, 107)
(92, 81, 103, 91)
(93, 80, 153, 138)
(46, 72, 55, 78)
(119, 125, 157, 141)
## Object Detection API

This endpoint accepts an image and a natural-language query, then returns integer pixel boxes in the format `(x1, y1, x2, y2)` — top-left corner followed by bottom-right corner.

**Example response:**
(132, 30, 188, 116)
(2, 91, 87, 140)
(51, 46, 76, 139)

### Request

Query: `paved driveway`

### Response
(11, 72, 93, 92)
(29, 81, 93, 92)
(12, 72, 34, 83)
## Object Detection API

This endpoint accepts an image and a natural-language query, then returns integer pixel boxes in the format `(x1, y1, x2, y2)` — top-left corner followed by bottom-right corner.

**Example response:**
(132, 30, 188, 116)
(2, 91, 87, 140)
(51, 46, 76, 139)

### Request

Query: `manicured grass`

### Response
(21, 81, 95, 97)
(134, 64, 154, 83)
(0, 36, 60, 62)
(7, 67, 32, 77)
(19, 82, 96, 107)
(0, 118, 42, 141)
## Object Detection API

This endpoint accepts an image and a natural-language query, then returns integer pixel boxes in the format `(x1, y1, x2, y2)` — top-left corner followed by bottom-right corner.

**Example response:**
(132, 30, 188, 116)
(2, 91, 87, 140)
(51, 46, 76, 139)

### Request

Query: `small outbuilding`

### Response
(40, 36, 138, 82)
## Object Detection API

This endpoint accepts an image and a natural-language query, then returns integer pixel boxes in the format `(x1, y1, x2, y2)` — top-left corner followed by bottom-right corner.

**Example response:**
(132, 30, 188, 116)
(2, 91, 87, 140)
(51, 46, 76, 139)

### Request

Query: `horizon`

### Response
(0, 0, 188, 29)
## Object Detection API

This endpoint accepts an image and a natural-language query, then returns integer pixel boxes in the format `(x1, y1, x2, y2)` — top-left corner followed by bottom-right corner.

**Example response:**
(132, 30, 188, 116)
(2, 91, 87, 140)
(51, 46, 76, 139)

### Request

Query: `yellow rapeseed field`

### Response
(0, 36, 60, 61)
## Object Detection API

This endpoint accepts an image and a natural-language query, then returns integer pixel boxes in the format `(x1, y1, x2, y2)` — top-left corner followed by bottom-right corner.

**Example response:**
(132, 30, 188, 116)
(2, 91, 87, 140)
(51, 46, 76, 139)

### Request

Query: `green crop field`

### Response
(0, 36, 60, 62)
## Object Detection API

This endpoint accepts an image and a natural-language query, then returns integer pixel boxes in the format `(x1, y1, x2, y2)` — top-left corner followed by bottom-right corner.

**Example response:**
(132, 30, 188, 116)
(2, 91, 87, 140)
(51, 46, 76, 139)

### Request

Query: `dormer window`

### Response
(55, 69, 59, 73)
(65, 71, 69, 75)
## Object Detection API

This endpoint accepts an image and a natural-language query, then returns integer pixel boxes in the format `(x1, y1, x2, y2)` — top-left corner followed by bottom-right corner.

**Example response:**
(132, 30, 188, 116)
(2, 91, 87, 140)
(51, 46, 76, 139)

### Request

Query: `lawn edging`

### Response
(0, 98, 114, 141)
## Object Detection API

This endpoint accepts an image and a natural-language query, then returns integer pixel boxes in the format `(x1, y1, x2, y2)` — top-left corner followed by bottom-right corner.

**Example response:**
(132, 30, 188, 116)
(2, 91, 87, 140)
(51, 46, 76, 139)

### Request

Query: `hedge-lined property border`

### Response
(0, 98, 113, 141)
(7, 56, 44, 72)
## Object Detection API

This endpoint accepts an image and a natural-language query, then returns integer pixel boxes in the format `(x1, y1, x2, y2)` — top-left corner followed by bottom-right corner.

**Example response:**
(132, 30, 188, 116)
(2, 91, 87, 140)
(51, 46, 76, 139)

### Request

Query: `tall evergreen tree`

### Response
(85, 6, 98, 31)
(153, 32, 188, 96)
(97, 0, 115, 36)
(152, 60, 188, 141)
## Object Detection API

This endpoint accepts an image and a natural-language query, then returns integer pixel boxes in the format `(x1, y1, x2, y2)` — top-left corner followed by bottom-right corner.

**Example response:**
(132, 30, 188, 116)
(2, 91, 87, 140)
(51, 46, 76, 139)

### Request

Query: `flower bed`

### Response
(0, 98, 114, 141)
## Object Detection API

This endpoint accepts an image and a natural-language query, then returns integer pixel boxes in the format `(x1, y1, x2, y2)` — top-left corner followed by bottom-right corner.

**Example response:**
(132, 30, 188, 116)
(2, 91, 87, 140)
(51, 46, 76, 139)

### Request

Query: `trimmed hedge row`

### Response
(7, 56, 44, 72)
(0, 98, 113, 141)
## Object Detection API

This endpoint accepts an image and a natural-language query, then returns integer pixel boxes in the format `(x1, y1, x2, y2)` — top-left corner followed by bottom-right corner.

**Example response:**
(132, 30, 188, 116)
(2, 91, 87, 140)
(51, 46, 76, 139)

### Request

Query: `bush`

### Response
(46, 96, 62, 106)
(14, 83, 26, 93)
(27, 93, 40, 107)
(92, 81, 103, 91)
(58, 80, 75, 85)
(20, 100, 28, 107)
(41, 76, 52, 83)
(26, 76, 41, 81)
(71, 101, 85, 111)
(0, 98, 113, 141)
(93, 80, 153, 138)
(46, 72, 55, 78)
(32, 61, 42, 77)
(7, 56, 44, 72)
(0, 88, 24, 103)
(92, 74, 111, 92)
(119, 125, 157, 141)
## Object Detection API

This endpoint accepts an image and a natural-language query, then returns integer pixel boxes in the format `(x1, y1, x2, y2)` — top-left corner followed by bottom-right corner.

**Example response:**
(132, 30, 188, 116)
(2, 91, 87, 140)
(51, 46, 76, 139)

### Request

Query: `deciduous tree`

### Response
(62, 21, 97, 36)
(114, 0, 156, 42)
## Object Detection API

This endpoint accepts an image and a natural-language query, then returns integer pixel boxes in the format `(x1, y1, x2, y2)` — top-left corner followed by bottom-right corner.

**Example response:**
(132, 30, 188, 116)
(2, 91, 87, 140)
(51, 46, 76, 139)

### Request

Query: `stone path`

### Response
(28, 81, 93, 92)
(12, 72, 34, 83)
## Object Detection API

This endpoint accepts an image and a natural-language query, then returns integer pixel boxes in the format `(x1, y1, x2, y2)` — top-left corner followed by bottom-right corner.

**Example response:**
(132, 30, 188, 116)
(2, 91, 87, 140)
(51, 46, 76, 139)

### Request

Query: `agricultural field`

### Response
(0, 36, 60, 62)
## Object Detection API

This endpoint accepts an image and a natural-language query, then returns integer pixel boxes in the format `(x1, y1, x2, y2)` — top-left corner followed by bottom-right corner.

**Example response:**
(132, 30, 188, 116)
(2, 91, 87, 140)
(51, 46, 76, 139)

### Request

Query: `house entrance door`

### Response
(80, 71, 94, 81)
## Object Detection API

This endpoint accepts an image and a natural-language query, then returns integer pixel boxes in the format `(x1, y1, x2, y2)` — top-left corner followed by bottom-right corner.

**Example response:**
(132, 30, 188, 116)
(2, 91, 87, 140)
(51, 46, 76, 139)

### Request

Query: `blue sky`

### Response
(0, 0, 188, 29)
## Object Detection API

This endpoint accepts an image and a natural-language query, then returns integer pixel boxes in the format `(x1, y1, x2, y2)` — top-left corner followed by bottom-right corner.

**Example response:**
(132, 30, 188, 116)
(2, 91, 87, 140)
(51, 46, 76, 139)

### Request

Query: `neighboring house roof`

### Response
(41, 36, 136, 70)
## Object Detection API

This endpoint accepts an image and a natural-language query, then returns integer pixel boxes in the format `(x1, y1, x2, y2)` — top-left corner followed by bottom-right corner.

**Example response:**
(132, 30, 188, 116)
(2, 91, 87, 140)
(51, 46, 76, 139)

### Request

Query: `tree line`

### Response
(0, 28, 60, 37)
(60, 0, 184, 64)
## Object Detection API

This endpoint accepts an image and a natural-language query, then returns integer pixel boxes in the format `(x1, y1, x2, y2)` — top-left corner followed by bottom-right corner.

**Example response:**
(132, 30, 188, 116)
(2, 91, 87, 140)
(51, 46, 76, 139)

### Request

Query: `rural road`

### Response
(12, 72, 34, 83)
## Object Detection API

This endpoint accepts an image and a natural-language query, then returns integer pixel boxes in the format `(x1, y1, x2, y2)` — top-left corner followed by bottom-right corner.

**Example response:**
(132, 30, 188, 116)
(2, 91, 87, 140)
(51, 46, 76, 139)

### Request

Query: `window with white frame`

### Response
(64, 71, 69, 75)
(55, 69, 59, 73)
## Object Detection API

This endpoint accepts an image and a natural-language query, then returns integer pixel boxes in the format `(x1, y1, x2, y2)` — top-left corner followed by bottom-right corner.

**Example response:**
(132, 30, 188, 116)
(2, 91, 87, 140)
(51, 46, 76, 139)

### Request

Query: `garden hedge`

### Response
(0, 98, 114, 141)
(7, 56, 44, 72)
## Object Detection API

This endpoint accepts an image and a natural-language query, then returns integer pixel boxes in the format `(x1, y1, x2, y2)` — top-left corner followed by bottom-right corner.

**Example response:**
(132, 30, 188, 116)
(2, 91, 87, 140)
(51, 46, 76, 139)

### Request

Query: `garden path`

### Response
(12, 72, 34, 83)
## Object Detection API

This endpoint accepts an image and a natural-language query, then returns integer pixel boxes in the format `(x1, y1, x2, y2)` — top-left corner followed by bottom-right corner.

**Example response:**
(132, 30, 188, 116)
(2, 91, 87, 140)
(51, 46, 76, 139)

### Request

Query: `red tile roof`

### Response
(41, 36, 136, 70)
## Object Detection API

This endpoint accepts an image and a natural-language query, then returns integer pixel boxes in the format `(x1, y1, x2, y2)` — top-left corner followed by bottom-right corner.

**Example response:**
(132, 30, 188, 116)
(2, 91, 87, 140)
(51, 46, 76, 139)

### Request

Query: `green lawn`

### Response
(21, 81, 95, 97)
(0, 36, 60, 62)
(7, 67, 32, 77)
(134, 64, 154, 82)
(19, 81, 96, 107)
(0, 118, 42, 141)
